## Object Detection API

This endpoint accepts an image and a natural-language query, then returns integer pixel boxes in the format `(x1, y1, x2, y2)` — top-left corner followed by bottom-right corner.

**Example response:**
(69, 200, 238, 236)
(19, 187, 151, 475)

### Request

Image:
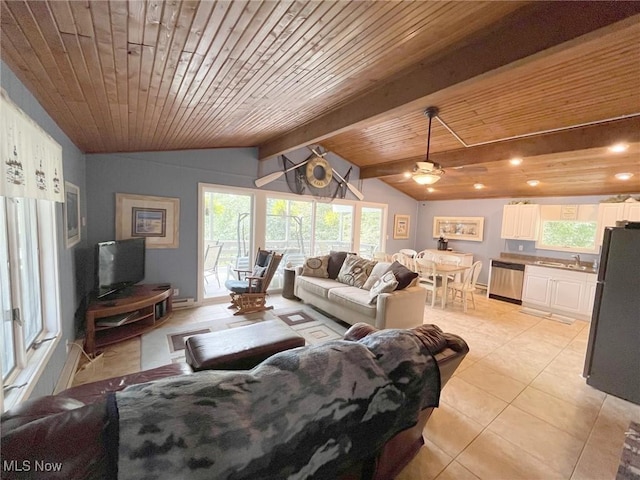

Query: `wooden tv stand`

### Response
(85, 284, 173, 356)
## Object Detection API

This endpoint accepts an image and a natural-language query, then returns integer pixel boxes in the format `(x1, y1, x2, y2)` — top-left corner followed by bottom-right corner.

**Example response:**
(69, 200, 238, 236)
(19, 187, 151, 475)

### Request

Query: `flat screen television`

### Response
(95, 238, 146, 299)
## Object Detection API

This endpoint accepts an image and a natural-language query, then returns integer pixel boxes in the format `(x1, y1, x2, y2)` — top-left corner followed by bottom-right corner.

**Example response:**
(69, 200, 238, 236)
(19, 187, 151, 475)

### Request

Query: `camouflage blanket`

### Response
(112, 328, 440, 479)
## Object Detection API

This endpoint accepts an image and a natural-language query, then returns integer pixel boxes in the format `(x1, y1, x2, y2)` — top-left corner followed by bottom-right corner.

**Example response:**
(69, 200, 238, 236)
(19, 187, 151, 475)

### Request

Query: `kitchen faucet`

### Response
(571, 254, 581, 266)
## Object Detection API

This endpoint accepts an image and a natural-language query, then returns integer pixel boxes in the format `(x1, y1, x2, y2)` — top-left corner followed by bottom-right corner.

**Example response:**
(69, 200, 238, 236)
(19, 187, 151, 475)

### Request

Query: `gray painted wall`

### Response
(85, 148, 417, 299)
(1, 61, 87, 398)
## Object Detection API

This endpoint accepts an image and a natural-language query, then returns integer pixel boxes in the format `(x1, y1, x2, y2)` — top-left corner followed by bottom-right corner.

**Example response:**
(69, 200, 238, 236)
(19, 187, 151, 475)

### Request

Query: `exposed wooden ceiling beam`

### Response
(360, 116, 640, 178)
(258, 2, 640, 160)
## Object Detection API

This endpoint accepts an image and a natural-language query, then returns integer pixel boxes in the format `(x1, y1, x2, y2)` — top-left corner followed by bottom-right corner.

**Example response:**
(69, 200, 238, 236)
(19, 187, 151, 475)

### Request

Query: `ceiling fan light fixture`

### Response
(413, 173, 442, 185)
(527, 179, 540, 186)
(615, 172, 633, 180)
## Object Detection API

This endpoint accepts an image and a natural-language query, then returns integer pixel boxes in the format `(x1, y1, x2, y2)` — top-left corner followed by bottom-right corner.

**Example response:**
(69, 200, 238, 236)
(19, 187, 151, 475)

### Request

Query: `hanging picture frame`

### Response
(115, 193, 180, 248)
(393, 214, 410, 239)
(64, 181, 81, 248)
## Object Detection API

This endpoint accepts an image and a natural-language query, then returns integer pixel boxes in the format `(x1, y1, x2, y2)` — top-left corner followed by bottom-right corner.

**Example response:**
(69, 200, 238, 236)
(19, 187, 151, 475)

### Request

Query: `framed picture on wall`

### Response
(393, 214, 410, 239)
(432, 216, 484, 242)
(64, 181, 81, 248)
(116, 193, 180, 248)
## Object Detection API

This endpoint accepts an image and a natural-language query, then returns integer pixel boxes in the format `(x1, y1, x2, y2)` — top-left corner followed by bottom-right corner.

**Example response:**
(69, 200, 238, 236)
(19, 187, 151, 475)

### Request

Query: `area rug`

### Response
(618, 421, 640, 480)
(140, 307, 349, 370)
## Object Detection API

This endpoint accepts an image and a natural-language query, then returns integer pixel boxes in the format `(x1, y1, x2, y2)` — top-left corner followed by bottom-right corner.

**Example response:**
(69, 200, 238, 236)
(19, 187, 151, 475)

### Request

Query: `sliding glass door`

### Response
(202, 189, 254, 300)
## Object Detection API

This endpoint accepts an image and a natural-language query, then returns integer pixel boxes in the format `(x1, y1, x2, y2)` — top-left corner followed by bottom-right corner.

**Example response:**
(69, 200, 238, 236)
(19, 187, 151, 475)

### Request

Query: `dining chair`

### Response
(437, 254, 462, 282)
(392, 252, 416, 272)
(399, 248, 417, 258)
(415, 258, 443, 307)
(415, 249, 435, 261)
(448, 261, 483, 313)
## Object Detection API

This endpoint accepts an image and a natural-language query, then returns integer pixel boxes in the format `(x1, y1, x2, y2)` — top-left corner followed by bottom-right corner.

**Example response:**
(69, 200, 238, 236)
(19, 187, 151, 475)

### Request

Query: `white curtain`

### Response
(0, 91, 64, 202)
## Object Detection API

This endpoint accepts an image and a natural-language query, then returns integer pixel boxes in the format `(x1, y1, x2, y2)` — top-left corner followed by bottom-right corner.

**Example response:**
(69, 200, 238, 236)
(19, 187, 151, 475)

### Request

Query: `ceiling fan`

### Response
(408, 107, 445, 185)
(402, 106, 487, 184)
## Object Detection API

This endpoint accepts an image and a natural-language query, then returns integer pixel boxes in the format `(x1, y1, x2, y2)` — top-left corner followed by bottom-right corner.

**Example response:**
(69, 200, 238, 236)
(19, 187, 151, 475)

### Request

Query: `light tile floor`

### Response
(72, 293, 639, 479)
(398, 294, 640, 480)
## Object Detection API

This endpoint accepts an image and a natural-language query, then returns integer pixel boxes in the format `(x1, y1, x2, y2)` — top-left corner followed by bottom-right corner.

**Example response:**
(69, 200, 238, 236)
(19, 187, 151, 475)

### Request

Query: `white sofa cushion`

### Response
(295, 276, 341, 299)
(328, 286, 377, 318)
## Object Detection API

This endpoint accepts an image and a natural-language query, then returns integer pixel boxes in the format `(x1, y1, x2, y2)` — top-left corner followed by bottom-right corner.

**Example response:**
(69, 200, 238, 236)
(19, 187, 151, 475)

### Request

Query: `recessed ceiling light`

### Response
(427, 187, 435, 193)
(509, 158, 523, 165)
(527, 180, 540, 186)
(609, 143, 629, 153)
(473, 183, 484, 189)
(403, 172, 412, 178)
(615, 172, 634, 181)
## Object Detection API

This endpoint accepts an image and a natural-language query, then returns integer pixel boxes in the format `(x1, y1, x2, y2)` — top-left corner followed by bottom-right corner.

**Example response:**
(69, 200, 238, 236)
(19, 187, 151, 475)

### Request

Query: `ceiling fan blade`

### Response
(254, 155, 313, 188)
(449, 165, 488, 174)
(332, 168, 364, 200)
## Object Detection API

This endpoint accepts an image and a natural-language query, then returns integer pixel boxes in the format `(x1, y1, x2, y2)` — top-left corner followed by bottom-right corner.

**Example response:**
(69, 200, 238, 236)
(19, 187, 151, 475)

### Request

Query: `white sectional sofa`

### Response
(294, 261, 427, 329)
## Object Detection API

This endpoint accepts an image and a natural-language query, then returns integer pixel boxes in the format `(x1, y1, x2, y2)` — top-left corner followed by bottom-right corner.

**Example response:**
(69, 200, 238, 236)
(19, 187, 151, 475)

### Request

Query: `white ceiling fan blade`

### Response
(254, 155, 312, 188)
(332, 168, 364, 200)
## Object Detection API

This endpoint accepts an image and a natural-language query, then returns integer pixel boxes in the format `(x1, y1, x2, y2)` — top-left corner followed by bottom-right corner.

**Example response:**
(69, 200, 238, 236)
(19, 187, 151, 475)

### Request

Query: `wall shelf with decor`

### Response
(433, 216, 484, 242)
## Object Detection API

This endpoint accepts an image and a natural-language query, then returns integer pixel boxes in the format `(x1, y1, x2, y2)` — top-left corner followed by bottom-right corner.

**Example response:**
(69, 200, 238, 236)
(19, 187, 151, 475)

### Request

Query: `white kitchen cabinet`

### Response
(522, 267, 552, 307)
(523, 265, 596, 320)
(501, 204, 540, 240)
(596, 202, 640, 245)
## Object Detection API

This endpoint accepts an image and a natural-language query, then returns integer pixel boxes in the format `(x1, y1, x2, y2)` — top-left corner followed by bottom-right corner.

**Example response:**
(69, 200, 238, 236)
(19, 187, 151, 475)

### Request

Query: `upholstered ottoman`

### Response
(184, 320, 305, 371)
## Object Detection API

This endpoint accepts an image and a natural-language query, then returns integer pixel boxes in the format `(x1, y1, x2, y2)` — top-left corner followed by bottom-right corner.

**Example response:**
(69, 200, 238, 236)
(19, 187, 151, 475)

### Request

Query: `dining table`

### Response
(433, 263, 470, 308)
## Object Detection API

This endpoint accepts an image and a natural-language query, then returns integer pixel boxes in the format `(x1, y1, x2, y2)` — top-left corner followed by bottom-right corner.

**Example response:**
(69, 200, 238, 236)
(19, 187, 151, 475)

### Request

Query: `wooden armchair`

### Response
(224, 248, 283, 315)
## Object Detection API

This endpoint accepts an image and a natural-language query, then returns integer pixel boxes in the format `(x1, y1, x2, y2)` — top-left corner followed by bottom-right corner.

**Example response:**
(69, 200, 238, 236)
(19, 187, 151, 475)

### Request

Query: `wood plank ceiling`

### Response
(1, 0, 639, 200)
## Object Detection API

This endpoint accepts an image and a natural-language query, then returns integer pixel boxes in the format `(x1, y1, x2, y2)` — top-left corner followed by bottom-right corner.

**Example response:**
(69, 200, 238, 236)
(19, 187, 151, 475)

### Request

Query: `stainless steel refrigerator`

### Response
(583, 223, 640, 405)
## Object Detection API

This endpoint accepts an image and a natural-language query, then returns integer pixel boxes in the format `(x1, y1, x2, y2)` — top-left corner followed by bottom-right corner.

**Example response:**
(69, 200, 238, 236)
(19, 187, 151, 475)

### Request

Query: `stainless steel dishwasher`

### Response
(488, 260, 525, 304)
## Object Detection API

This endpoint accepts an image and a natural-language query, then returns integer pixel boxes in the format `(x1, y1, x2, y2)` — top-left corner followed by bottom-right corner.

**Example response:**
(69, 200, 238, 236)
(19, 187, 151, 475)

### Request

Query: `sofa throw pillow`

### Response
(386, 260, 419, 291)
(301, 255, 329, 278)
(327, 251, 349, 279)
(337, 255, 377, 288)
(368, 272, 399, 304)
(362, 262, 392, 290)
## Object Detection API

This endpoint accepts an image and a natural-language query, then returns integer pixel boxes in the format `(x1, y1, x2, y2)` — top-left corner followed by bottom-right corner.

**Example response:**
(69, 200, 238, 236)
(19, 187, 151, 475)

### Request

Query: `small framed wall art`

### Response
(116, 193, 180, 248)
(393, 214, 410, 239)
(64, 181, 81, 248)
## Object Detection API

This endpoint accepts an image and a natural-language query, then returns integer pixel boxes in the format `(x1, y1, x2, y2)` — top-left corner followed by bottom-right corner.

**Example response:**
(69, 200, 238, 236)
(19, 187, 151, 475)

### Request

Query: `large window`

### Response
(358, 206, 385, 259)
(536, 205, 598, 253)
(1, 197, 61, 411)
(198, 185, 387, 301)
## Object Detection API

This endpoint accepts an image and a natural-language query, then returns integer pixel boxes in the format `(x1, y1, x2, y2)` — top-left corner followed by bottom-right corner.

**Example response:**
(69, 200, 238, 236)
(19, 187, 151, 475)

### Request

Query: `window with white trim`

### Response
(535, 204, 598, 253)
(1, 196, 61, 411)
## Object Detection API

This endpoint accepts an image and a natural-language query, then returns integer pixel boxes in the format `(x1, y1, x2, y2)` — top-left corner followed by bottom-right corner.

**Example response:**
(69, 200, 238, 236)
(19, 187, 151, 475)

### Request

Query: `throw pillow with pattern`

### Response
(368, 272, 399, 304)
(301, 255, 330, 278)
(337, 255, 377, 288)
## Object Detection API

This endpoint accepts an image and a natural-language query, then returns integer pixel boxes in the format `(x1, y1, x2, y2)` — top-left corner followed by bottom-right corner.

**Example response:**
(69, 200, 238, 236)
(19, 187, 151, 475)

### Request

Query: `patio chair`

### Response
(203, 241, 223, 287)
(224, 248, 283, 315)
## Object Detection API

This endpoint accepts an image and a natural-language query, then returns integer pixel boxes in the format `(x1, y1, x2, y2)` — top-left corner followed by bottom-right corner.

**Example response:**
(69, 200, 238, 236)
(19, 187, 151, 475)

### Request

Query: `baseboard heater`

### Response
(173, 297, 195, 309)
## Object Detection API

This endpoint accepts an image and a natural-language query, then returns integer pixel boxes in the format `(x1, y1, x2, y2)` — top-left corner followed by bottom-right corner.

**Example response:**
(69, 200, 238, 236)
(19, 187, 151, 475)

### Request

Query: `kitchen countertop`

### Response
(495, 253, 597, 274)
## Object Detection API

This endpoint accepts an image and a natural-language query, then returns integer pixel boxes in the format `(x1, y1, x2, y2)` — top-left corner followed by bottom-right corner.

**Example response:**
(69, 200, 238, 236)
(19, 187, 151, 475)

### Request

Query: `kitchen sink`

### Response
(534, 260, 590, 271)
(567, 264, 588, 270)
(534, 261, 566, 267)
